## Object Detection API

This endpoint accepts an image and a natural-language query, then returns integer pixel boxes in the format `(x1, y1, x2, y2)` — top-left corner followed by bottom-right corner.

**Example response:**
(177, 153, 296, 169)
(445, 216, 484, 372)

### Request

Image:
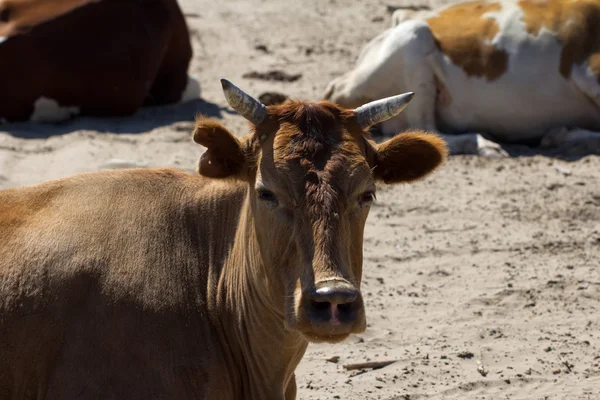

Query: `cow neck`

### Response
(215, 186, 308, 399)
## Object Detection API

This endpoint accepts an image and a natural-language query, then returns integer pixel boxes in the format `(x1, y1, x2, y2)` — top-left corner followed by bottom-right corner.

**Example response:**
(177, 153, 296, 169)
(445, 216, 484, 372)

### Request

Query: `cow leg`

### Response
(541, 126, 600, 156)
(437, 132, 509, 157)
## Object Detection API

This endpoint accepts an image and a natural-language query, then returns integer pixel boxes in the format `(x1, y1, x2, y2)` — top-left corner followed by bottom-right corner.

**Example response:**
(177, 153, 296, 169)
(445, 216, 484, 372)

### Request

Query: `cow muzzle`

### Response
(300, 280, 366, 341)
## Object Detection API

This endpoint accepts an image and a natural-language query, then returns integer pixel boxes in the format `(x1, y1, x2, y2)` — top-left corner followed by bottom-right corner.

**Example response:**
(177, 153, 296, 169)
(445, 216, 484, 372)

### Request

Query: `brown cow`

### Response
(0, 79, 447, 399)
(0, 0, 199, 123)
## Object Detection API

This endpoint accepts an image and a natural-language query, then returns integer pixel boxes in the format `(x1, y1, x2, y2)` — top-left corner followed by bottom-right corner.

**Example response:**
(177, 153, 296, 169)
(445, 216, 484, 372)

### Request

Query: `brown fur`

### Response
(370, 131, 449, 184)
(426, 1, 509, 81)
(0, 100, 446, 399)
(518, 0, 600, 83)
(0, 0, 100, 37)
(192, 117, 248, 178)
(0, 0, 192, 121)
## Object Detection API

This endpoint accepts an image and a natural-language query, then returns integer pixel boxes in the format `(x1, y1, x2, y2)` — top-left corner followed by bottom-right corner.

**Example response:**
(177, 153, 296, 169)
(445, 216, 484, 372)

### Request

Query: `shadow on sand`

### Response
(500, 142, 600, 161)
(370, 128, 600, 162)
(1, 98, 224, 139)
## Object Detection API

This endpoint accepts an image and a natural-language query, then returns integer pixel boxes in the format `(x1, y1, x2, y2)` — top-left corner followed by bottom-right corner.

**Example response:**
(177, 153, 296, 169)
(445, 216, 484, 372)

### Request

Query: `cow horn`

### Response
(354, 92, 415, 128)
(220, 79, 267, 125)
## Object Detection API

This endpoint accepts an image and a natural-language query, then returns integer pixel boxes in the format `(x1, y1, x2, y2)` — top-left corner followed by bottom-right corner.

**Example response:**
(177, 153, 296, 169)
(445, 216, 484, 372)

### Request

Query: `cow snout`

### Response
(303, 281, 363, 330)
(311, 285, 357, 312)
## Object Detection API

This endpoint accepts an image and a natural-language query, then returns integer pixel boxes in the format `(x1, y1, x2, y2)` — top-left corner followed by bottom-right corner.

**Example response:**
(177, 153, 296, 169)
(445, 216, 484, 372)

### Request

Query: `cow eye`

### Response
(359, 190, 376, 205)
(257, 189, 278, 205)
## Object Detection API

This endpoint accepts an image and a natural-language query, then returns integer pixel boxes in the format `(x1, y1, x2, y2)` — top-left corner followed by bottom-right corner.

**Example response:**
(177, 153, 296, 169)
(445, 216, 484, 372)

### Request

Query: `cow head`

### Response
(192, 79, 447, 343)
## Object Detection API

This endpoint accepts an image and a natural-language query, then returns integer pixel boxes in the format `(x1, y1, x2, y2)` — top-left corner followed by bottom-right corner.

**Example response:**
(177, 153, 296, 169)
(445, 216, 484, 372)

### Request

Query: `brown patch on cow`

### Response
(518, 0, 600, 83)
(427, 1, 508, 81)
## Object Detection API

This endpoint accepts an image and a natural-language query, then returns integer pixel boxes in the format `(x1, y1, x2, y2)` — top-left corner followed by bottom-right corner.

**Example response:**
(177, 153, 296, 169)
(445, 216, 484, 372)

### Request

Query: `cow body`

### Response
(325, 0, 600, 156)
(0, 0, 199, 123)
(0, 169, 286, 399)
(0, 80, 447, 399)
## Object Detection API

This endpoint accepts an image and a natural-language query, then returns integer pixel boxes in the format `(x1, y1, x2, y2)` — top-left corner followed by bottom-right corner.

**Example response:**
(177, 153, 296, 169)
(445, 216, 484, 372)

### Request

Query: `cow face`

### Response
(193, 80, 447, 343)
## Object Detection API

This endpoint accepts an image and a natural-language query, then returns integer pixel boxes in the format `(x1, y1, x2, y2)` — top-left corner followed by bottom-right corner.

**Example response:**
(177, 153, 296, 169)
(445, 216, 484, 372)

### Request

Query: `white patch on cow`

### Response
(0, 37, 7, 45)
(485, 4, 559, 55)
(179, 75, 201, 104)
(484, 3, 525, 52)
(30, 97, 80, 123)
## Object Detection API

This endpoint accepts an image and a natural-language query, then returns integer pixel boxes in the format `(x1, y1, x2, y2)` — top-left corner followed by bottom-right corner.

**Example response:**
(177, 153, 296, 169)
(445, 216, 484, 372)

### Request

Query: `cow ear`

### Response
(367, 131, 448, 183)
(192, 117, 249, 179)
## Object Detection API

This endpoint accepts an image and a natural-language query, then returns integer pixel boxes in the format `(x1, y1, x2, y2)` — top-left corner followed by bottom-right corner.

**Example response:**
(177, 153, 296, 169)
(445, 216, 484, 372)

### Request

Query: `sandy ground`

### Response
(1, 0, 599, 398)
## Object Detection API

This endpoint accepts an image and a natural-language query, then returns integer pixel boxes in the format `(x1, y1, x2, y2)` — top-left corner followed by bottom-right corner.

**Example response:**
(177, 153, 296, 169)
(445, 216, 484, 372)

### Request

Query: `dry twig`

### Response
(343, 360, 397, 371)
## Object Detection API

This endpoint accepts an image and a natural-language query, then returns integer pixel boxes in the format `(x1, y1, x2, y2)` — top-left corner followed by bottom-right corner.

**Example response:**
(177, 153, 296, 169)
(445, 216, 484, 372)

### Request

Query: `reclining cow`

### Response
(0, 0, 199, 123)
(0, 79, 447, 399)
(324, 0, 600, 157)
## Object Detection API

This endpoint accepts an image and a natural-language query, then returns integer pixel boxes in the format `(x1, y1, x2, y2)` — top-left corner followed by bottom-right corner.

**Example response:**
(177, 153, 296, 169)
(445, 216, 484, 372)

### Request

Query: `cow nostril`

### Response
(0, 7, 10, 23)
(305, 283, 362, 325)
(307, 293, 359, 322)
(337, 302, 352, 312)
(311, 301, 330, 311)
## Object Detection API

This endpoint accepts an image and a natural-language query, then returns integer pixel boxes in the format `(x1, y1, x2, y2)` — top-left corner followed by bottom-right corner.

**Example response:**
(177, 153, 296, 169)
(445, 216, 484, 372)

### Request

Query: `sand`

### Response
(1, 0, 599, 398)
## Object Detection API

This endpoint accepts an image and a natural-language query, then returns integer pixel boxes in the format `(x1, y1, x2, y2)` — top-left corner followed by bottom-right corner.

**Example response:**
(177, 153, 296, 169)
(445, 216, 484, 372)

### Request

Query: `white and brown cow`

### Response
(324, 0, 600, 156)
(0, 0, 199, 123)
(0, 79, 447, 399)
